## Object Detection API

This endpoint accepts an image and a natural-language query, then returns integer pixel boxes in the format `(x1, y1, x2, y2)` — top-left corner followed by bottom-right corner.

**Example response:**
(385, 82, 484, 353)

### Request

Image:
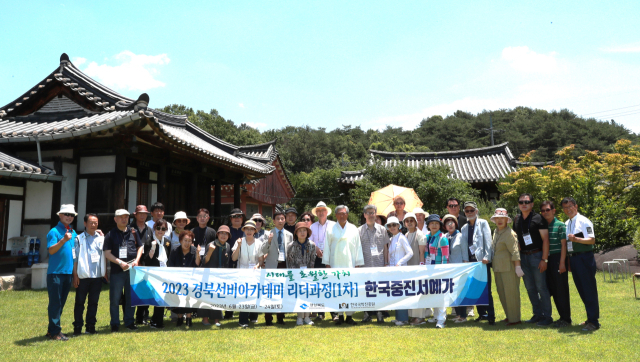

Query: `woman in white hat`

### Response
(490, 208, 523, 326)
(250, 213, 267, 240)
(170, 211, 190, 250)
(231, 220, 262, 328)
(412, 207, 429, 235)
(403, 213, 427, 325)
(386, 216, 414, 326)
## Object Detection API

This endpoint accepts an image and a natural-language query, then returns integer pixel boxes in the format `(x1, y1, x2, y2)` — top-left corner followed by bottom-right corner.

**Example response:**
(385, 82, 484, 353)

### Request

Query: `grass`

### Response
(1, 271, 639, 362)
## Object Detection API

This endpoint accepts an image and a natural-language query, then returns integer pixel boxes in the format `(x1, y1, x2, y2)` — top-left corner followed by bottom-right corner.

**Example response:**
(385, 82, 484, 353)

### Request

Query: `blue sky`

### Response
(2, 1, 639, 132)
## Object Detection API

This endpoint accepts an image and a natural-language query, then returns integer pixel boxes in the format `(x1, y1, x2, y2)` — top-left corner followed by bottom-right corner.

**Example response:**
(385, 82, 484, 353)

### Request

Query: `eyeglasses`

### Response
(540, 208, 553, 213)
(518, 200, 532, 205)
(61, 213, 75, 217)
(464, 209, 476, 214)
(447, 204, 459, 208)
(301, 218, 311, 222)
(155, 227, 168, 231)
(231, 215, 243, 219)
(197, 215, 209, 219)
(365, 212, 376, 216)
(393, 202, 405, 205)
(252, 219, 263, 223)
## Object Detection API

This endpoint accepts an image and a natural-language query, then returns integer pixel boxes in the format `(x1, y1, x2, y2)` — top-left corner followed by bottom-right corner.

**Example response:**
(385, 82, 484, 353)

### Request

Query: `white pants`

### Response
(432, 307, 447, 323)
(297, 312, 310, 318)
(424, 308, 434, 317)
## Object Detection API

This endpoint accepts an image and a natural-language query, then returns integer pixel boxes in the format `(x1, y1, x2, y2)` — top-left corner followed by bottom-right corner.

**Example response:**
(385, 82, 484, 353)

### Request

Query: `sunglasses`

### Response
(61, 213, 75, 217)
(447, 204, 459, 208)
(252, 219, 263, 223)
(445, 221, 455, 226)
(464, 209, 476, 213)
(540, 208, 553, 213)
(388, 224, 399, 228)
(301, 218, 311, 222)
(231, 215, 243, 219)
(518, 200, 533, 205)
(155, 227, 168, 231)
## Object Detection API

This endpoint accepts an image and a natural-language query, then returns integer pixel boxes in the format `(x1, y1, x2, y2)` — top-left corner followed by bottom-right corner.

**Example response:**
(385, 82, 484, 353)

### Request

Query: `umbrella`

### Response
(368, 184, 423, 217)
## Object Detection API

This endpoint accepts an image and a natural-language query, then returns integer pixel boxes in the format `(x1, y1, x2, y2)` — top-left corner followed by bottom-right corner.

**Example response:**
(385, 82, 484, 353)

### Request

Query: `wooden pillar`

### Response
(233, 182, 241, 209)
(113, 153, 126, 211)
(50, 158, 63, 229)
(214, 179, 222, 228)
(189, 172, 198, 216)
(157, 164, 167, 204)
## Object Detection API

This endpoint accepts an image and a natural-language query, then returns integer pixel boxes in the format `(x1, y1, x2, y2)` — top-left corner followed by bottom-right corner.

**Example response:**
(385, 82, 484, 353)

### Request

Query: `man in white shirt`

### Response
(323, 205, 364, 325)
(146, 202, 172, 238)
(309, 201, 335, 321)
(561, 197, 600, 332)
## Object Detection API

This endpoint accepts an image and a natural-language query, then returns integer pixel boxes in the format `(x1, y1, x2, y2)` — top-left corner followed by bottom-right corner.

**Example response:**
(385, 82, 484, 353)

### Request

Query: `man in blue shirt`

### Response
(46, 204, 78, 341)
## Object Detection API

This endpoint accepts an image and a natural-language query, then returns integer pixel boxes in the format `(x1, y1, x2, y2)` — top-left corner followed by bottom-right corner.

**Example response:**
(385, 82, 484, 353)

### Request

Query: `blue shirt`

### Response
(47, 221, 77, 275)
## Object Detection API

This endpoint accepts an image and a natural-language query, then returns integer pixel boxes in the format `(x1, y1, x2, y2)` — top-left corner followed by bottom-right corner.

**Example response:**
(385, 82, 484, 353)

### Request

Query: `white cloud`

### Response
(600, 42, 640, 53)
(501, 46, 559, 73)
(238, 103, 245, 108)
(72, 57, 86, 66)
(243, 122, 267, 129)
(78, 51, 170, 91)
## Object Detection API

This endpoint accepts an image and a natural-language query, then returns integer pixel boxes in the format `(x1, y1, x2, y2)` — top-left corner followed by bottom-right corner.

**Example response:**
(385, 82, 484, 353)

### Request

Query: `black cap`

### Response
(230, 208, 243, 216)
(285, 207, 298, 215)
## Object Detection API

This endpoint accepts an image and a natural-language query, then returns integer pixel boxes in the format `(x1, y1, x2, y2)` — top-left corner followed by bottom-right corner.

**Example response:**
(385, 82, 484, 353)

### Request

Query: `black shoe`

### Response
(525, 315, 542, 323)
(85, 328, 97, 335)
(149, 322, 164, 329)
(382, 311, 390, 318)
(135, 320, 144, 326)
(276, 320, 285, 325)
(537, 318, 553, 326)
(345, 316, 357, 326)
(475, 316, 488, 322)
(265, 320, 274, 326)
(488, 321, 496, 326)
(176, 318, 183, 327)
(73, 328, 82, 336)
(111, 325, 119, 333)
(126, 324, 138, 331)
(186, 318, 193, 328)
(335, 316, 345, 326)
(362, 314, 372, 323)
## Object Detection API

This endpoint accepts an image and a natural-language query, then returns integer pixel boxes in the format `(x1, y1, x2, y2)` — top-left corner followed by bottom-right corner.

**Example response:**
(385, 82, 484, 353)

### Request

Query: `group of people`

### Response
(44, 194, 600, 341)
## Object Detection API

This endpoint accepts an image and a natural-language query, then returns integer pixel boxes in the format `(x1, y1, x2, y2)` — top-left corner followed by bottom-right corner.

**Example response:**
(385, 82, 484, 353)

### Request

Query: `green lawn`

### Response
(1, 272, 639, 362)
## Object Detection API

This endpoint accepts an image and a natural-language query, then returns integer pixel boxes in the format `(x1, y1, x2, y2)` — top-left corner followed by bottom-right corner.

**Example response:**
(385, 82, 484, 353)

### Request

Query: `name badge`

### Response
(249, 263, 256, 269)
(523, 233, 533, 246)
(90, 251, 100, 263)
(469, 244, 477, 254)
(119, 247, 127, 259)
(72, 247, 76, 259)
(278, 251, 285, 261)
(199, 247, 205, 256)
(567, 241, 573, 252)
(425, 254, 432, 265)
(370, 244, 379, 255)
(300, 266, 307, 270)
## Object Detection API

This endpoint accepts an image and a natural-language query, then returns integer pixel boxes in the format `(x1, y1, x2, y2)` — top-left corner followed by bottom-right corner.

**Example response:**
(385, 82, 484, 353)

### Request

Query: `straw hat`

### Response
(311, 201, 332, 216)
(250, 213, 266, 223)
(412, 207, 429, 217)
(241, 220, 257, 231)
(490, 208, 512, 223)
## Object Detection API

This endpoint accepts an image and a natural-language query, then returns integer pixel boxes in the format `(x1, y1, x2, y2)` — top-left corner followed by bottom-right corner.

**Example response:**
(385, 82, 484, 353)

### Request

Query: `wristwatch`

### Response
(543, 259, 548, 263)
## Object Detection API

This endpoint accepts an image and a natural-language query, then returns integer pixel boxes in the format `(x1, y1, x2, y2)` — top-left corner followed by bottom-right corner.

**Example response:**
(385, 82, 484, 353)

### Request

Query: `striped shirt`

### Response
(548, 217, 566, 255)
(358, 223, 389, 267)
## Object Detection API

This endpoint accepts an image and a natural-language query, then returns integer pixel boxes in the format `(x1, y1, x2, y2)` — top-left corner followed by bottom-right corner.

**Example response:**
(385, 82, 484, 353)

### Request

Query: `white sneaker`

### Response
(394, 320, 408, 326)
(304, 317, 314, 325)
(250, 320, 258, 323)
(454, 317, 468, 323)
(427, 318, 437, 323)
(436, 322, 445, 329)
(296, 318, 303, 326)
(467, 308, 475, 318)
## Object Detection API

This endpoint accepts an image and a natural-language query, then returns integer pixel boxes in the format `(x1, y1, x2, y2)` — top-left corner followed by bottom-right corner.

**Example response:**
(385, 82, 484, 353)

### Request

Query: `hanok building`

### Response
(337, 142, 519, 199)
(0, 53, 289, 269)
(215, 140, 295, 219)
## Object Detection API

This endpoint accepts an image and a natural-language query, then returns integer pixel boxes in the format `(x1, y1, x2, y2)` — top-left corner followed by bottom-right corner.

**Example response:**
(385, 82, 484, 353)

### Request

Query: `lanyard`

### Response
(520, 214, 533, 234)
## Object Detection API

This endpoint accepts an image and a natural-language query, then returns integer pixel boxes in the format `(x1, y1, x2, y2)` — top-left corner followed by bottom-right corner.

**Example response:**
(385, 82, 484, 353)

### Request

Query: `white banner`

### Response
(131, 263, 489, 312)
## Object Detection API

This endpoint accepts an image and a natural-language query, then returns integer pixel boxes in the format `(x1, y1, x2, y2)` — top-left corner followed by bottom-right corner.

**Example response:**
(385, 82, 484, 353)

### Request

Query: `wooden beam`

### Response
(113, 153, 126, 211)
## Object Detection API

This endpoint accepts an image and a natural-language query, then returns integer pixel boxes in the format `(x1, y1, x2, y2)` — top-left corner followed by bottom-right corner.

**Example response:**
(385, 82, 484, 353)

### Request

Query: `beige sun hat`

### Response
(490, 208, 512, 223)
(172, 211, 190, 226)
(311, 201, 332, 216)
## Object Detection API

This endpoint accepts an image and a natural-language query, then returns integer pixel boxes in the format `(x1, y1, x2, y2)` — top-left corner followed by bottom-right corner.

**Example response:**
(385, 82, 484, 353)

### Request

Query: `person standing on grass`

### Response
(442, 214, 468, 323)
(562, 197, 600, 332)
(192, 208, 217, 326)
(358, 204, 389, 323)
(45, 204, 78, 341)
(387, 196, 408, 233)
(284, 207, 298, 234)
(261, 211, 293, 325)
(130, 205, 154, 326)
(322, 205, 364, 326)
(403, 212, 427, 325)
(72, 213, 106, 336)
(103, 209, 143, 332)
(413, 207, 429, 236)
(202, 225, 233, 327)
(147, 202, 172, 239)
(425, 214, 449, 329)
(168, 230, 201, 328)
(287, 222, 317, 326)
(540, 200, 572, 328)
(386, 216, 414, 326)
(250, 213, 267, 240)
(445, 198, 467, 231)
(232, 221, 262, 328)
(146, 219, 170, 329)
(309, 201, 335, 321)
(514, 193, 553, 326)
(489, 208, 523, 326)
(460, 201, 495, 324)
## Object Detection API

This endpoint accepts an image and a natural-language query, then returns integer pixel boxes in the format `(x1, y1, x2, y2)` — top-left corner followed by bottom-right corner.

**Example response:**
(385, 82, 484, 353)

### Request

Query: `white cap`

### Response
(114, 209, 130, 216)
(56, 204, 78, 216)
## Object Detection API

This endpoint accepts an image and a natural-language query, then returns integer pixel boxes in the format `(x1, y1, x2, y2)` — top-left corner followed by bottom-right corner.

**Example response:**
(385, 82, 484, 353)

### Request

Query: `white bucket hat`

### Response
(385, 216, 401, 230)
(56, 204, 77, 216)
(403, 212, 417, 222)
(312, 201, 332, 216)
(172, 211, 190, 227)
(412, 207, 429, 217)
(490, 208, 512, 223)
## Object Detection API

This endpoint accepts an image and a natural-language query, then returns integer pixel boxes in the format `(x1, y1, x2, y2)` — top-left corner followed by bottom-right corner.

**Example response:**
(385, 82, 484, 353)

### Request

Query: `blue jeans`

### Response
(520, 251, 552, 320)
(47, 274, 72, 335)
(395, 309, 409, 322)
(109, 272, 134, 327)
(569, 252, 599, 327)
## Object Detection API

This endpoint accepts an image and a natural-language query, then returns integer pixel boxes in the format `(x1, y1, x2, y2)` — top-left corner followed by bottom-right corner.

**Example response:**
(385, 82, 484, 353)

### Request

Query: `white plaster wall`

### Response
(25, 181, 53, 219)
(7, 200, 23, 241)
(61, 162, 77, 205)
(151, 183, 158, 205)
(0, 185, 24, 196)
(77, 179, 88, 231)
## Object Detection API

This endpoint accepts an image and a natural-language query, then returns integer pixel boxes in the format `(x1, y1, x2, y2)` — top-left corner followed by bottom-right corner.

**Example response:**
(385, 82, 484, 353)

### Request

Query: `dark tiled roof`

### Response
(338, 142, 518, 185)
(0, 150, 62, 181)
(237, 139, 277, 162)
